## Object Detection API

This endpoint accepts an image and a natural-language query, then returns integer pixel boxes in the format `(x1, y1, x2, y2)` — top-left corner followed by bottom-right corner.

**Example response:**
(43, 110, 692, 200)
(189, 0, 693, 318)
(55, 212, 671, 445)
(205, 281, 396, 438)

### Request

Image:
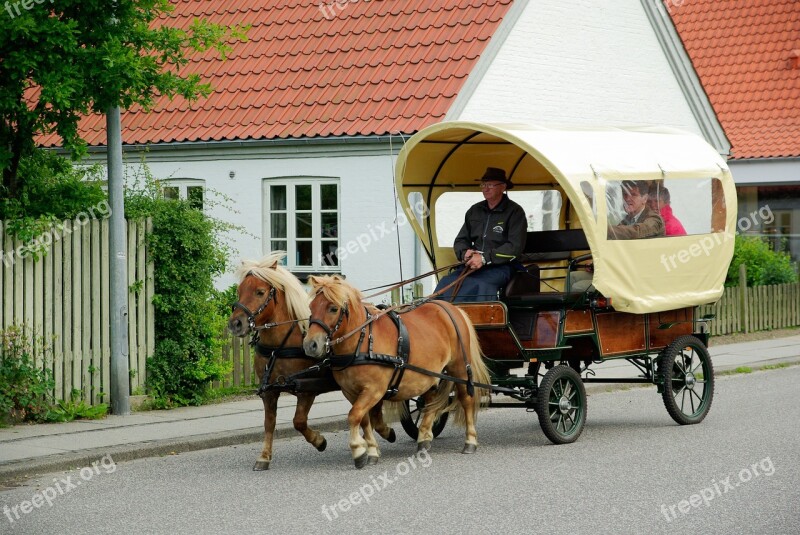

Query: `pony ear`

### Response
(267, 260, 279, 270)
(308, 275, 320, 287)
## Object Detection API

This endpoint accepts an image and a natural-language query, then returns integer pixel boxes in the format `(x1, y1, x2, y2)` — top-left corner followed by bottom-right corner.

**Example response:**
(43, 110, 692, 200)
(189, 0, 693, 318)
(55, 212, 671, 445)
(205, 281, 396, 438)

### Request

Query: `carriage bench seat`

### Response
(501, 229, 592, 305)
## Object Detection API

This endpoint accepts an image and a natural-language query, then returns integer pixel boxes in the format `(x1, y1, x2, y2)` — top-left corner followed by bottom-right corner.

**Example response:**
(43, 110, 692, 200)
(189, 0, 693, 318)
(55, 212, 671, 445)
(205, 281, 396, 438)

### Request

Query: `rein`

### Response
(324, 266, 474, 349)
(361, 261, 464, 300)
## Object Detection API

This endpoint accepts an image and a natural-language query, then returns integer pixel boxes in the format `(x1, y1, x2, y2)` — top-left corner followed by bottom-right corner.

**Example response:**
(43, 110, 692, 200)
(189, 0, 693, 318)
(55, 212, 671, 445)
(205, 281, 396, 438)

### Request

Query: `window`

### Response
(606, 178, 726, 240)
(160, 178, 205, 210)
(263, 179, 339, 271)
(434, 190, 562, 247)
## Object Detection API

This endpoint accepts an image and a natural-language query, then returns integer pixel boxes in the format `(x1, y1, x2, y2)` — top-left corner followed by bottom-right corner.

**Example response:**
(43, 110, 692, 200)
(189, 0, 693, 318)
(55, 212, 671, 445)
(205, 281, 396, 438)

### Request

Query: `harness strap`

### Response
(324, 355, 515, 395)
(381, 310, 410, 399)
(256, 323, 309, 396)
(426, 300, 475, 397)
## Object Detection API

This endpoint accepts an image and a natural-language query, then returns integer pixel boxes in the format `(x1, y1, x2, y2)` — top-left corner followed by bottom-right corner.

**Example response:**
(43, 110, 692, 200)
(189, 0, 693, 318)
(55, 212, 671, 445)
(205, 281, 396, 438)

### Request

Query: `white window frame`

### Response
(262, 177, 340, 272)
(160, 178, 206, 210)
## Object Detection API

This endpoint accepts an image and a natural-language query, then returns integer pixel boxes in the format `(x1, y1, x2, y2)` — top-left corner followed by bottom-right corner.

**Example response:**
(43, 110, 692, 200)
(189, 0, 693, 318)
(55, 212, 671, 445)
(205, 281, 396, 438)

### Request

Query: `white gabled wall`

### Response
(117, 145, 419, 293)
(451, 0, 702, 134)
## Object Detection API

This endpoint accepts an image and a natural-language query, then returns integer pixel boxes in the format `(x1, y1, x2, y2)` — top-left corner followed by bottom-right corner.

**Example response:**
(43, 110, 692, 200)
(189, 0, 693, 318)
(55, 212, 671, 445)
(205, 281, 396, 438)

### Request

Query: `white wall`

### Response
(112, 142, 419, 294)
(452, 0, 703, 135)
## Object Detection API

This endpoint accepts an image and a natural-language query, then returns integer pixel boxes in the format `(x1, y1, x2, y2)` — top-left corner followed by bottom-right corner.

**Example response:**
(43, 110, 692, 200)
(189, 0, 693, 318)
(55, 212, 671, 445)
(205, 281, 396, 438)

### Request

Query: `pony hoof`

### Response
(386, 429, 397, 443)
(417, 440, 431, 452)
(316, 437, 327, 452)
(462, 443, 477, 454)
(252, 461, 270, 471)
(367, 455, 379, 466)
(354, 452, 369, 469)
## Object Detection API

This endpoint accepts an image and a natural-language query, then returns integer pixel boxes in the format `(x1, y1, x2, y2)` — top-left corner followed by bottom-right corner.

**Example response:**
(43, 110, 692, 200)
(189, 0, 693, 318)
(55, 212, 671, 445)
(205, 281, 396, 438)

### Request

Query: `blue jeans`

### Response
(434, 264, 514, 302)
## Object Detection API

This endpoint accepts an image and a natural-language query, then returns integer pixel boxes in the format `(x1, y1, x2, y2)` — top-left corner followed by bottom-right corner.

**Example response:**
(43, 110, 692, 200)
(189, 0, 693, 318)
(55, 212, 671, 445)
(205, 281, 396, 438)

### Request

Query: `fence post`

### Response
(739, 264, 748, 333)
(413, 282, 424, 299)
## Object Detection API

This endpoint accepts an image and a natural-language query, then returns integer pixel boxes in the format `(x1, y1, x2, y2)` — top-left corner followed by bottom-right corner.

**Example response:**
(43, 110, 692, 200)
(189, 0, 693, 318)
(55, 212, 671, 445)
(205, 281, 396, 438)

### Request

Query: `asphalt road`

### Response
(2, 367, 798, 535)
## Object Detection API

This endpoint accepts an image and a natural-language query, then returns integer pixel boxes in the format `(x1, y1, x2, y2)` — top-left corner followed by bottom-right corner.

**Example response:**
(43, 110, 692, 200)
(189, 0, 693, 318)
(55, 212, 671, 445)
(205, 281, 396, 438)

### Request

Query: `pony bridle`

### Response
(308, 301, 348, 348)
(231, 286, 277, 331)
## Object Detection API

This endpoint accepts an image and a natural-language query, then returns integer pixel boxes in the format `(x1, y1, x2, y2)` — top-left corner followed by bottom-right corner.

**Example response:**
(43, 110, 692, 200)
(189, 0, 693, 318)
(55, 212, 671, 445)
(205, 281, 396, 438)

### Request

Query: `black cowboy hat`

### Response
(477, 167, 513, 190)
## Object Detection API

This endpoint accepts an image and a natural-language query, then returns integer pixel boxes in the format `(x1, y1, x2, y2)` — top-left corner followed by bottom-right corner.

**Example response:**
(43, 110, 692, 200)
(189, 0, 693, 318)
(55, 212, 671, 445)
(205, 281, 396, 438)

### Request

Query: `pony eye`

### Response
(256, 289, 266, 296)
(328, 306, 339, 314)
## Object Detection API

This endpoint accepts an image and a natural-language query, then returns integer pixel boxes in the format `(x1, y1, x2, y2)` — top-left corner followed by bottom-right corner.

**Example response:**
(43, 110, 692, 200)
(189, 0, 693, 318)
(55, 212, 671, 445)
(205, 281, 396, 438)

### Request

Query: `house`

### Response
(41, 0, 727, 292)
(669, 0, 800, 260)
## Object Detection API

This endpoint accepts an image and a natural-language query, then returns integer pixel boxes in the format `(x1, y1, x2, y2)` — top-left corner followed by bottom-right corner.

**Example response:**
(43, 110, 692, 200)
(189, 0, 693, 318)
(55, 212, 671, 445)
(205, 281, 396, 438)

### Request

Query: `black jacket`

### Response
(454, 195, 527, 265)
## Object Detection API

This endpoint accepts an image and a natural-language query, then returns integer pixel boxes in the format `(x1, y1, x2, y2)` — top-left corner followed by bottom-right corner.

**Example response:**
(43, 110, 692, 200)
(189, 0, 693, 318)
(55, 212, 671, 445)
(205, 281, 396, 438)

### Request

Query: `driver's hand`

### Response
(466, 254, 483, 270)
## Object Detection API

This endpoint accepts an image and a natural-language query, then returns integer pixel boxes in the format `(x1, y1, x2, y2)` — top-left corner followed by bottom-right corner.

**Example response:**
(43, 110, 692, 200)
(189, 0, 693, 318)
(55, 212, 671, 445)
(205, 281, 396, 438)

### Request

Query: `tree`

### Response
(0, 0, 245, 197)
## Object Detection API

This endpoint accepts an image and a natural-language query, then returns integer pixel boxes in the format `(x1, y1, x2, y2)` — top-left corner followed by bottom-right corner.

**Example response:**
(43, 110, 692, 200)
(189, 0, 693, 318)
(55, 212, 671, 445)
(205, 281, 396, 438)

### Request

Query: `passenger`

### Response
(607, 180, 665, 240)
(435, 167, 527, 302)
(647, 186, 687, 236)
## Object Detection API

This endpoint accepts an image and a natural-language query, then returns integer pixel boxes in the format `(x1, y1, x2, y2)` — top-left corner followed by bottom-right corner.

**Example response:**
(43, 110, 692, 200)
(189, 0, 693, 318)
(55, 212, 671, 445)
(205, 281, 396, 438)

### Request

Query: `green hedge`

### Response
(126, 169, 233, 407)
(726, 236, 798, 287)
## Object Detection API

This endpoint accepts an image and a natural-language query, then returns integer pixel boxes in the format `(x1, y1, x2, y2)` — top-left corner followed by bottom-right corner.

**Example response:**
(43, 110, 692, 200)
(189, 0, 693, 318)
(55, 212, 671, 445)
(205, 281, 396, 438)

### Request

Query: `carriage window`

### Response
(263, 179, 339, 271)
(606, 178, 726, 240)
(434, 190, 562, 246)
(159, 178, 205, 210)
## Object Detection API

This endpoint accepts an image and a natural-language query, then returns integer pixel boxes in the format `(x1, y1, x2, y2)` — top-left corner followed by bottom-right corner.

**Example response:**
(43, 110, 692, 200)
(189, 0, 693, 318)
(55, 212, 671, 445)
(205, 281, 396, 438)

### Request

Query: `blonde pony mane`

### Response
(234, 252, 310, 327)
(308, 275, 363, 310)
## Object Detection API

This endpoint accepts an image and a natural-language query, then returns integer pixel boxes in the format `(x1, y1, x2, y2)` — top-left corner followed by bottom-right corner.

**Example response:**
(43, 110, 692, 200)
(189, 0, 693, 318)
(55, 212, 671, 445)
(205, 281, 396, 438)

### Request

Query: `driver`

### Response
(435, 167, 527, 302)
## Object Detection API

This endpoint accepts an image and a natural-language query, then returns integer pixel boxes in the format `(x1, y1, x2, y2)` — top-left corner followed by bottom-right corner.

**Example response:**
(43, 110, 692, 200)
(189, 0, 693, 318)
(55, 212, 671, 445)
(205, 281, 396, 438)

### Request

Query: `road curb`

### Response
(0, 416, 351, 486)
(2, 359, 797, 486)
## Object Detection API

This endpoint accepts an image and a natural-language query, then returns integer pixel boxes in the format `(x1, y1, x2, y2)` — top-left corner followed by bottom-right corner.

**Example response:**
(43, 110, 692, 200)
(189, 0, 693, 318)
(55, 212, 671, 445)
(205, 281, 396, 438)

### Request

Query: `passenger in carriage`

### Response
(607, 180, 665, 240)
(647, 185, 687, 236)
(435, 167, 527, 302)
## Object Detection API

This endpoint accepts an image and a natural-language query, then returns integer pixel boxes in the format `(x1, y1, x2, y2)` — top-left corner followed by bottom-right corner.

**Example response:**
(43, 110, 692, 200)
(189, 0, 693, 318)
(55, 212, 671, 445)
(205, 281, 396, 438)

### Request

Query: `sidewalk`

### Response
(2, 335, 799, 483)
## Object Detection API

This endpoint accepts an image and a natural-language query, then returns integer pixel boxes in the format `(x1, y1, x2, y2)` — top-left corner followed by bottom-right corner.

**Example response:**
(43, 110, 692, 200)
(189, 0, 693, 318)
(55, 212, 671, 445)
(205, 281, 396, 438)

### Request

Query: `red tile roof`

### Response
(668, 0, 800, 159)
(39, 0, 513, 147)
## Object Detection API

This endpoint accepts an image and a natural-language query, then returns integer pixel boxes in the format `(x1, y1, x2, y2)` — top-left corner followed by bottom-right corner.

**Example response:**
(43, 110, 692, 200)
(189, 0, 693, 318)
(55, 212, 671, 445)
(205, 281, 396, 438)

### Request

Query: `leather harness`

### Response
(317, 300, 496, 399)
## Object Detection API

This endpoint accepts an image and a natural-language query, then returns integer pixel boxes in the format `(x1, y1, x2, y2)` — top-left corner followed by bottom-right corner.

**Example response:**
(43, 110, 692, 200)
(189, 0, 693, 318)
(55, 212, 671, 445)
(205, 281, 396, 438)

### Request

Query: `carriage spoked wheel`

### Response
(658, 335, 714, 425)
(399, 396, 450, 440)
(536, 365, 587, 445)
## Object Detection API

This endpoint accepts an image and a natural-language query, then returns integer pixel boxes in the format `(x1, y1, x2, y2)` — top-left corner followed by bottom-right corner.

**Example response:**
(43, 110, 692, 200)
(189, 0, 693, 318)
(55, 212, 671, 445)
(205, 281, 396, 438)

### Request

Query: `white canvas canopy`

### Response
(395, 121, 737, 314)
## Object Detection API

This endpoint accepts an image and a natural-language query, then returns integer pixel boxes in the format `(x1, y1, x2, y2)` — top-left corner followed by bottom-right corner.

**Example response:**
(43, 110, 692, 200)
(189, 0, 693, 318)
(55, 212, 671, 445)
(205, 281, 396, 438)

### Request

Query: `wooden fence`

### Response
(213, 335, 259, 389)
(0, 218, 154, 404)
(696, 282, 800, 336)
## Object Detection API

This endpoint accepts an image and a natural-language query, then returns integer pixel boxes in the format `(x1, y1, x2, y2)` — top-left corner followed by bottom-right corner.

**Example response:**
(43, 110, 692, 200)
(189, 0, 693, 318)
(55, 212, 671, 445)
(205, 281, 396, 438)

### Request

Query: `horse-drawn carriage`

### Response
(229, 121, 736, 469)
(393, 121, 736, 444)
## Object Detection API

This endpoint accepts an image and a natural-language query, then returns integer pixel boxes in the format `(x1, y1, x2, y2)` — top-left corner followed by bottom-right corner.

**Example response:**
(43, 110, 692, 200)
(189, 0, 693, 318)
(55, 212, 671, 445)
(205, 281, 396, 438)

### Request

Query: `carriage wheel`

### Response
(399, 396, 449, 440)
(658, 335, 714, 425)
(536, 365, 587, 445)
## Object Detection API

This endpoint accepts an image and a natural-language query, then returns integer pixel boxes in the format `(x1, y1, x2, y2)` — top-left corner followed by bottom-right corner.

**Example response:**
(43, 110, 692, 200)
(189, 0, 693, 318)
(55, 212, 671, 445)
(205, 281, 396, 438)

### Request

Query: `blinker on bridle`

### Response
(231, 285, 277, 331)
(308, 299, 348, 343)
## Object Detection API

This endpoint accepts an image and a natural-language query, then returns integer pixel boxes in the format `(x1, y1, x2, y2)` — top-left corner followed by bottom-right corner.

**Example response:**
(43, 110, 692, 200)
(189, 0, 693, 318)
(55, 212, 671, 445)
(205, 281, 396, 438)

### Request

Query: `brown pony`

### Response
(303, 275, 491, 469)
(228, 253, 395, 470)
